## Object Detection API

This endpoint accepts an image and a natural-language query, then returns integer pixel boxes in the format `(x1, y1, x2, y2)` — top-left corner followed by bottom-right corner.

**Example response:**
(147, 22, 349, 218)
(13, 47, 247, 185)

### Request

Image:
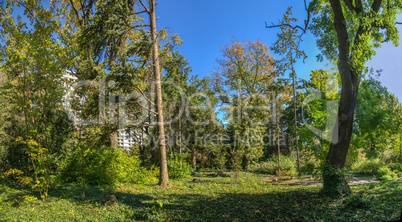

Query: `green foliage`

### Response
(167, 154, 193, 179)
(60, 146, 157, 185)
(388, 163, 402, 173)
(247, 155, 297, 177)
(351, 158, 384, 175)
(299, 150, 322, 177)
(1, 169, 32, 188)
(322, 162, 352, 198)
(0, 173, 401, 221)
(376, 167, 399, 181)
(342, 193, 372, 209)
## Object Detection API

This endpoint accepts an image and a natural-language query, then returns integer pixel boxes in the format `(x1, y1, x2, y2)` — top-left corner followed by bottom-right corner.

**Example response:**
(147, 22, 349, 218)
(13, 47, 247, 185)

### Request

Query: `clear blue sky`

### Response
(157, 0, 402, 101)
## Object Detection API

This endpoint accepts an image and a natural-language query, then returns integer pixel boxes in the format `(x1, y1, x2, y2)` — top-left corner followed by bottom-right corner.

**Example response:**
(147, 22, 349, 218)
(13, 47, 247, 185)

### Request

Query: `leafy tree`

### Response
(354, 74, 390, 154)
(211, 38, 276, 169)
(0, 0, 72, 200)
(309, 0, 402, 197)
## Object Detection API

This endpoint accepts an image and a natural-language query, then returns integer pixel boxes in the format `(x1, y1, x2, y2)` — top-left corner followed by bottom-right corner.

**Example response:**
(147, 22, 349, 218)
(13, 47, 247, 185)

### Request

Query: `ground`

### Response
(262, 174, 379, 186)
(0, 172, 401, 221)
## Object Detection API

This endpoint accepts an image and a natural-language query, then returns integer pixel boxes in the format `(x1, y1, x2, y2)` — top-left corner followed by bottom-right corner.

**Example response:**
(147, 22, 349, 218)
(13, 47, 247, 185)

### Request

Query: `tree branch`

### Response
(135, 86, 156, 106)
(17, 1, 42, 26)
(132, 10, 148, 15)
(266, 0, 310, 34)
(371, 0, 383, 13)
(343, 0, 356, 12)
(136, 101, 158, 115)
(138, 0, 150, 14)
(68, 0, 82, 27)
(265, 22, 307, 33)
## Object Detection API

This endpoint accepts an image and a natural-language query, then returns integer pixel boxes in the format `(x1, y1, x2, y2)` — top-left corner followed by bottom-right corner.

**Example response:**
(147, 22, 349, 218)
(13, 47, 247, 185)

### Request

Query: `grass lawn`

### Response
(0, 172, 401, 221)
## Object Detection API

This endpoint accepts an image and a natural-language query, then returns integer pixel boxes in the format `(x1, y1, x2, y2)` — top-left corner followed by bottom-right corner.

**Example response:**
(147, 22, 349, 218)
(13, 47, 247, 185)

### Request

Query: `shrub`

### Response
(351, 158, 384, 175)
(246, 162, 262, 173)
(343, 193, 372, 209)
(246, 155, 297, 177)
(59, 146, 158, 185)
(376, 166, 398, 180)
(167, 154, 193, 179)
(258, 161, 277, 174)
(388, 163, 402, 173)
(299, 150, 321, 176)
(1, 169, 32, 187)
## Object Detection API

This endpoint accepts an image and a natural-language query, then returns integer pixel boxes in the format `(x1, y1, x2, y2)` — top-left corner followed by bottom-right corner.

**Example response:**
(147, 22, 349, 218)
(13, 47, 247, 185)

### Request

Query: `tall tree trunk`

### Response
(168, 103, 172, 157)
(399, 134, 401, 163)
(149, 0, 169, 187)
(110, 131, 117, 150)
(80, 128, 85, 198)
(322, 81, 357, 196)
(179, 104, 182, 169)
(192, 147, 196, 169)
(291, 59, 300, 176)
(322, 0, 367, 197)
(42, 90, 50, 201)
(276, 93, 281, 178)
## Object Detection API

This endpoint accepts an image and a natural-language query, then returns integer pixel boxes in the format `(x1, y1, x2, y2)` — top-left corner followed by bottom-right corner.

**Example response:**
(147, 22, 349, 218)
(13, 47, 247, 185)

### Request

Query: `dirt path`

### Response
(262, 175, 379, 187)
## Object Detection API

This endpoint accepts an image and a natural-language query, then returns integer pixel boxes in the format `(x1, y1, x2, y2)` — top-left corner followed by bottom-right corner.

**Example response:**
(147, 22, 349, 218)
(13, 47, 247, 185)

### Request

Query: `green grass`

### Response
(1, 172, 401, 221)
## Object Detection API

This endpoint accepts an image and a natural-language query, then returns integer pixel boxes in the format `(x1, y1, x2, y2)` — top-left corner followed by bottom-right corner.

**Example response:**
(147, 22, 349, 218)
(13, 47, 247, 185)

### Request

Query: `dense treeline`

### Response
(0, 0, 401, 201)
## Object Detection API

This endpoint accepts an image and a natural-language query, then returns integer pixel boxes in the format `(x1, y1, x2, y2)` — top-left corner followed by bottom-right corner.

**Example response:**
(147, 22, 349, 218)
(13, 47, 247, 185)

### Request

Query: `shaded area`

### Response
(0, 177, 401, 221)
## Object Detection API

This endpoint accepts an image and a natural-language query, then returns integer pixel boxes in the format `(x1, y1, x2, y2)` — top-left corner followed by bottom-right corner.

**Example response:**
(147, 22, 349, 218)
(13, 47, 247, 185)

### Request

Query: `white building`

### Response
(62, 71, 135, 150)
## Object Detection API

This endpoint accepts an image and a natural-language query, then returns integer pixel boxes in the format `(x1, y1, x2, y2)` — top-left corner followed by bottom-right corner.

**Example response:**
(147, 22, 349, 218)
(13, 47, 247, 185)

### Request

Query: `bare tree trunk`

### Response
(80, 128, 85, 198)
(168, 103, 172, 157)
(192, 147, 196, 169)
(291, 59, 301, 176)
(110, 131, 117, 150)
(276, 93, 281, 178)
(42, 91, 50, 201)
(179, 103, 182, 169)
(399, 134, 402, 163)
(149, 0, 169, 187)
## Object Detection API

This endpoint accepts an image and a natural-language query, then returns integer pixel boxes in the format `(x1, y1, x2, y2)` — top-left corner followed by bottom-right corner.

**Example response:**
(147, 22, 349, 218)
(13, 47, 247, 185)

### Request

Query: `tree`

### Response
(58, 0, 177, 187)
(354, 74, 390, 154)
(211, 38, 276, 169)
(309, 0, 402, 196)
(146, 0, 169, 186)
(0, 0, 73, 200)
(271, 7, 307, 176)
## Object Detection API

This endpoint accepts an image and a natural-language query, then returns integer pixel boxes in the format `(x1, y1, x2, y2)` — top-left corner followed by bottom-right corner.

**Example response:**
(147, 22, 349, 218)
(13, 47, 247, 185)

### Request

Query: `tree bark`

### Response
(276, 93, 281, 178)
(399, 134, 401, 163)
(291, 57, 301, 176)
(192, 147, 197, 169)
(322, 0, 368, 197)
(110, 131, 117, 150)
(149, 0, 169, 187)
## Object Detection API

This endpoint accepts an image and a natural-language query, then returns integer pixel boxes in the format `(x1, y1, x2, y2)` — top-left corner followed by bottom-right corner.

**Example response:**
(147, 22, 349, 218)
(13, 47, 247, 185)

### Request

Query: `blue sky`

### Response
(157, 0, 402, 101)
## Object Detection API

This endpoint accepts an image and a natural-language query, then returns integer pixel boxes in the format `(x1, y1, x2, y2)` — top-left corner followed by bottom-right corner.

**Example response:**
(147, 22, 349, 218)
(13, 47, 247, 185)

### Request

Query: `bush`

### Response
(388, 163, 402, 173)
(247, 155, 297, 177)
(59, 146, 158, 185)
(376, 166, 398, 180)
(167, 154, 193, 179)
(299, 150, 322, 176)
(351, 158, 384, 175)
(258, 161, 277, 174)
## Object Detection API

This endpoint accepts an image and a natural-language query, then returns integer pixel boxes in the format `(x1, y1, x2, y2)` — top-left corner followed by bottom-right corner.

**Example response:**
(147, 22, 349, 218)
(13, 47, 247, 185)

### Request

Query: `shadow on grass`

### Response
(2, 179, 401, 221)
